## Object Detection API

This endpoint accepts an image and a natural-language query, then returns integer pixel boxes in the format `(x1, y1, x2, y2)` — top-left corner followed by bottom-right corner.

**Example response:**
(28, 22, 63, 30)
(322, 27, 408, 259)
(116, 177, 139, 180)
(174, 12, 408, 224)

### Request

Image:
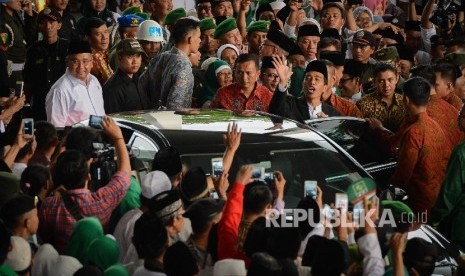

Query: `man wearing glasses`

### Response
(259, 26, 294, 58)
(196, 0, 213, 20)
(339, 59, 363, 103)
(259, 56, 280, 92)
(45, 40, 105, 127)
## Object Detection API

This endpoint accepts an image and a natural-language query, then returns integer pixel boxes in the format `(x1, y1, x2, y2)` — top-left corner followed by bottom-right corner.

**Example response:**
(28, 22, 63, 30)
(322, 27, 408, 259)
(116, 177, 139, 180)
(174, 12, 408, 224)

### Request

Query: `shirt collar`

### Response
(307, 103, 322, 119)
(351, 91, 362, 102)
(116, 68, 134, 84)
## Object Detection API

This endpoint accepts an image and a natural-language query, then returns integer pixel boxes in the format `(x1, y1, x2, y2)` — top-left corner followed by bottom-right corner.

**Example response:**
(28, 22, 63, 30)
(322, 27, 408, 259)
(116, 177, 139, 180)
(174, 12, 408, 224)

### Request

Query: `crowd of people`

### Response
(1, 0, 465, 274)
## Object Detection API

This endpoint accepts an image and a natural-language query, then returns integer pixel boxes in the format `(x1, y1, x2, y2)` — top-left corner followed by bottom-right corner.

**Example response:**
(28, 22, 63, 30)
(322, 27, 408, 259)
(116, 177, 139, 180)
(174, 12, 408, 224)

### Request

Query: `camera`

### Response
(430, 0, 459, 29)
(89, 142, 117, 190)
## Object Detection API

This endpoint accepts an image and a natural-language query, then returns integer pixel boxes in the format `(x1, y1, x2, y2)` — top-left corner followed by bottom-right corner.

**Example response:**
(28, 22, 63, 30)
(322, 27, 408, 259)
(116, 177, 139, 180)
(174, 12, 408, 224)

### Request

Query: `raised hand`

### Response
(271, 55, 293, 88)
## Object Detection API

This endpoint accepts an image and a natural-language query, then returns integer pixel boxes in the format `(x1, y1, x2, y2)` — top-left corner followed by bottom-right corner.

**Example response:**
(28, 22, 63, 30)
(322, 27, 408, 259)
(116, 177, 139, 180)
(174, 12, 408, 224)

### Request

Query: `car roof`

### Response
(110, 109, 326, 143)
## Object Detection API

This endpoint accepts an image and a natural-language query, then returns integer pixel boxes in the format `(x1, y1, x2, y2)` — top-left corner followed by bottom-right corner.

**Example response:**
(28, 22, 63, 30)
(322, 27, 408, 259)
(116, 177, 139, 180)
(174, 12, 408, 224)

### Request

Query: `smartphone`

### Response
(353, 201, 364, 223)
(211, 157, 223, 177)
(210, 189, 219, 199)
(304, 180, 317, 199)
(335, 193, 348, 211)
(89, 115, 104, 129)
(251, 167, 264, 179)
(15, 81, 24, 97)
(22, 118, 34, 138)
(264, 172, 274, 181)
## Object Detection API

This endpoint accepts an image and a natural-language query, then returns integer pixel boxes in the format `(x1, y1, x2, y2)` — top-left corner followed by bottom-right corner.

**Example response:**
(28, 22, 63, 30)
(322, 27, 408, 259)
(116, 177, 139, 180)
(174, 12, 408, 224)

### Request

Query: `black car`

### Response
(77, 109, 460, 274)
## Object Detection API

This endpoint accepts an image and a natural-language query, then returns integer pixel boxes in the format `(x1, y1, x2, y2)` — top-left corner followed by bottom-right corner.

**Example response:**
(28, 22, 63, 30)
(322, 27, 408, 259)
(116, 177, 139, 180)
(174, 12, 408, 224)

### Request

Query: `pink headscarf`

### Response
(364, 0, 387, 16)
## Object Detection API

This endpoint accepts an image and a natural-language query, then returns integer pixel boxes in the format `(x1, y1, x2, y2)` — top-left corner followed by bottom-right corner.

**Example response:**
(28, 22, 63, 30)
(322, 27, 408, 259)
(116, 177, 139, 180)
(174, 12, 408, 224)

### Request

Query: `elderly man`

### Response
(259, 56, 280, 93)
(259, 25, 294, 58)
(139, 18, 201, 109)
(45, 40, 105, 127)
(199, 18, 218, 61)
(297, 24, 320, 62)
(211, 53, 272, 111)
(213, 18, 243, 52)
(269, 56, 340, 122)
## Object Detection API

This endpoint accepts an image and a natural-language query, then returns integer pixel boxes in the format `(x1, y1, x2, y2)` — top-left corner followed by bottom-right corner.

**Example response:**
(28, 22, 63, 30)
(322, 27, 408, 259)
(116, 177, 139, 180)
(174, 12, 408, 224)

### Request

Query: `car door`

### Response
(306, 117, 397, 189)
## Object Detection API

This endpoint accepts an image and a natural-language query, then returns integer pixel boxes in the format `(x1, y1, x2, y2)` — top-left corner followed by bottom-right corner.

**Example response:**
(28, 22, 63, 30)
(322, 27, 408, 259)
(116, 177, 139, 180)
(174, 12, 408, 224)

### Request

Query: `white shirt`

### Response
(45, 69, 105, 128)
(421, 26, 436, 54)
(12, 162, 27, 178)
(350, 91, 362, 103)
(113, 208, 143, 263)
(308, 103, 322, 119)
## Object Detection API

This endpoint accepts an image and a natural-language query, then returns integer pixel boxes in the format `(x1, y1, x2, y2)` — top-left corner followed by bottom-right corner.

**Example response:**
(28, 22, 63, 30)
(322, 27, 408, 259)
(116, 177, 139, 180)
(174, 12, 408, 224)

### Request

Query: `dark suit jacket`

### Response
(269, 89, 340, 123)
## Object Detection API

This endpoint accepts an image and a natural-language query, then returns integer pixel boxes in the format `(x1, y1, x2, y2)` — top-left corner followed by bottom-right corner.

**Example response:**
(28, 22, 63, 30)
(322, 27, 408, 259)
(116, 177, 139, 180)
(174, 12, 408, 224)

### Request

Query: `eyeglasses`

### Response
(263, 73, 280, 80)
(340, 77, 354, 83)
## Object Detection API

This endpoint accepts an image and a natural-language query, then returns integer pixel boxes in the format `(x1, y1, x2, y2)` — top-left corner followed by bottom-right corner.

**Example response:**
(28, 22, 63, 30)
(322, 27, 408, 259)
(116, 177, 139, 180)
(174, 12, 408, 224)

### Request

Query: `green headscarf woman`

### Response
(200, 60, 233, 108)
(66, 217, 104, 264)
(86, 235, 120, 271)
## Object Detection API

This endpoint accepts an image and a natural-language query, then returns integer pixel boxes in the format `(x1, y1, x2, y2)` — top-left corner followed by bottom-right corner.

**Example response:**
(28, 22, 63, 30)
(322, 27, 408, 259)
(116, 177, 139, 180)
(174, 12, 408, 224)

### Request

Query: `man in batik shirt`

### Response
(84, 18, 113, 85)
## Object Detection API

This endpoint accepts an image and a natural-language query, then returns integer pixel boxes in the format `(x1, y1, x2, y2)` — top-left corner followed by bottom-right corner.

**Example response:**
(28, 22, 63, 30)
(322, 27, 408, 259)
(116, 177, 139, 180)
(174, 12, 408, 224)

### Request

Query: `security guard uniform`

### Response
(23, 38, 69, 121)
(0, 8, 37, 85)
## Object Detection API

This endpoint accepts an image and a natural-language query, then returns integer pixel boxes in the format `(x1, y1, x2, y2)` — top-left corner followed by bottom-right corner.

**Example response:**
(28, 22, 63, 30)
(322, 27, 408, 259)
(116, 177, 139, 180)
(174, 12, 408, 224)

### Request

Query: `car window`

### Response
(130, 133, 159, 172)
(308, 119, 395, 168)
(180, 140, 364, 209)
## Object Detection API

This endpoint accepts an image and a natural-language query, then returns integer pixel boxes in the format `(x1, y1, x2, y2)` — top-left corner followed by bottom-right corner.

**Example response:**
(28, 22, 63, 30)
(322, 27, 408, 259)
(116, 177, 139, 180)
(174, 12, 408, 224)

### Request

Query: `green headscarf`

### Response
(104, 264, 129, 276)
(86, 236, 120, 271)
(199, 60, 231, 106)
(66, 217, 104, 264)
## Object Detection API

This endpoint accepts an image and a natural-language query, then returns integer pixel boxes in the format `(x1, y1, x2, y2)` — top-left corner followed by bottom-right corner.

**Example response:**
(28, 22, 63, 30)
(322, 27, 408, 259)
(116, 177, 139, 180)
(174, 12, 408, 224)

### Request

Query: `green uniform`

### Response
(432, 142, 465, 245)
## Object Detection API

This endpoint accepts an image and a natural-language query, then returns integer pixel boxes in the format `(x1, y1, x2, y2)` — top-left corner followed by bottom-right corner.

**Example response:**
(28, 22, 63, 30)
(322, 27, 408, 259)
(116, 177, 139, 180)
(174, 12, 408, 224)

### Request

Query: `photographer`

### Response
(421, 0, 465, 53)
(38, 116, 131, 253)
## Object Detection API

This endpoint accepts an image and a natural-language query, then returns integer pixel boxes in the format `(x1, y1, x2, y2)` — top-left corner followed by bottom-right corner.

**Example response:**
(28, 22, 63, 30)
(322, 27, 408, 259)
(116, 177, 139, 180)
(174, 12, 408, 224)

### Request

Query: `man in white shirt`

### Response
(45, 40, 105, 127)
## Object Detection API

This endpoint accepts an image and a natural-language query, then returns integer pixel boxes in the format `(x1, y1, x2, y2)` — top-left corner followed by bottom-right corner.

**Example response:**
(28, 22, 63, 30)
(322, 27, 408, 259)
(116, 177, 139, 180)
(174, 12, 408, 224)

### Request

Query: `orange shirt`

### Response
(444, 92, 463, 111)
(211, 83, 273, 112)
(428, 94, 464, 147)
(391, 112, 452, 216)
(91, 50, 113, 85)
(326, 93, 364, 118)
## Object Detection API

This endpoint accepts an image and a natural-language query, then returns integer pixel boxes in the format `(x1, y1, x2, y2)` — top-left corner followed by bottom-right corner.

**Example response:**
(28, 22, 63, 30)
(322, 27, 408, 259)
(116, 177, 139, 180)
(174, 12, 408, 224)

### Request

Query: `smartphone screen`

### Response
(251, 167, 264, 179)
(335, 193, 348, 211)
(353, 201, 364, 223)
(211, 158, 223, 177)
(210, 189, 219, 199)
(304, 180, 317, 199)
(264, 172, 274, 181)
(15, 81, 24, 97)
(22, 118, 34, 137)
(89, 115, 104, 129)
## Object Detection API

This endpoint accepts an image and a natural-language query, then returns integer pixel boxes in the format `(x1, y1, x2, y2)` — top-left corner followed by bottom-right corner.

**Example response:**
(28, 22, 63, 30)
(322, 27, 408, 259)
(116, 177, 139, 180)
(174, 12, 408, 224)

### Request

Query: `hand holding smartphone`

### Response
(15, 81, 24, 98)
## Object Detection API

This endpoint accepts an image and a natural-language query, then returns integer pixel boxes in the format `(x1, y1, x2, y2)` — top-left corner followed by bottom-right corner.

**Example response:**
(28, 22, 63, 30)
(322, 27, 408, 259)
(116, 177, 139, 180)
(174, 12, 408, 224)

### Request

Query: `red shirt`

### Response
(38, 171, 130, 253)
(210, 83, 272, 111)
(444, 92, 463, 111)
(326, 93, 364, 118)
(391, 112, 452, 216)
(218, 183, 250, 266)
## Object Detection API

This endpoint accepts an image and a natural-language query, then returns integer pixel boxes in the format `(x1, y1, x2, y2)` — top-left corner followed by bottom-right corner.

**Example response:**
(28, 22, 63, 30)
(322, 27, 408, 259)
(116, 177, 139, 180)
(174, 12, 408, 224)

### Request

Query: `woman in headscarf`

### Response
(86, 235, 120, 271)
(66, 217, 104, 264)
(76, 0, 120, 35)
(200, 60, 233, 108)
(216, 44, 239, 69)
(31, 244, 59, 276)
(352, 6, 400, 33)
